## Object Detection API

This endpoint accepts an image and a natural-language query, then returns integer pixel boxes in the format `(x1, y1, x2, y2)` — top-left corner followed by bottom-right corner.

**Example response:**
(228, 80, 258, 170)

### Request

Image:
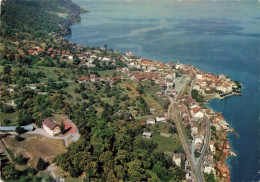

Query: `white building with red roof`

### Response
(190, 107, 204, 118)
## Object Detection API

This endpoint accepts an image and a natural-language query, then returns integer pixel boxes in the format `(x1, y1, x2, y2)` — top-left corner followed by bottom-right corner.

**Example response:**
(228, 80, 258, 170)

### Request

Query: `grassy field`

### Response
(2, 134, 66, 167)
(29, 66, 73, 82)
(97, 70, 117, 77)
(0, 111, 19, 126)
(153, 134, 182, 154)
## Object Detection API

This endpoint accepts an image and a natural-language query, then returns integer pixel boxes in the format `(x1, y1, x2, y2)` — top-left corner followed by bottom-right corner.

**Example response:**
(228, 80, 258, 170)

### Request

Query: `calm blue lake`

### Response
(66, 0, 260, 181)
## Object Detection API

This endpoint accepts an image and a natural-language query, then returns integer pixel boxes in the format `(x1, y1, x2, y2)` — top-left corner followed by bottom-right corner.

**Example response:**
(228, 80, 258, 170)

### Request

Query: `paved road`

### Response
(197, 114, 211, 182)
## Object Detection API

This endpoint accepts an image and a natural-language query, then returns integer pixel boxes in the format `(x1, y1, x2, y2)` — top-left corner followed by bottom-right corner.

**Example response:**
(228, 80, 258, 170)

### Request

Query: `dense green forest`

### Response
(0, 0, 186, 181)
(1, 0, 85, 39)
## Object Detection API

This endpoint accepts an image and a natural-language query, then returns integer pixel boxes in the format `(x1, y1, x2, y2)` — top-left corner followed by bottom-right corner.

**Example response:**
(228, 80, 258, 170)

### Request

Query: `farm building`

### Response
(42, 118, 60, 136)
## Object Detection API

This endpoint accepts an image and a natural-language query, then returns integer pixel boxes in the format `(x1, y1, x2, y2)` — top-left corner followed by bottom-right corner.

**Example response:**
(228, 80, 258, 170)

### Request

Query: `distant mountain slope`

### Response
(0, 0, 86, 40)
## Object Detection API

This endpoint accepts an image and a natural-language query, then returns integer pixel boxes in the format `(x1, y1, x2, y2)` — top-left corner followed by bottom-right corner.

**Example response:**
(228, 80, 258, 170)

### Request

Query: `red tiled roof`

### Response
(28, 50, 34, 53)
(192, 107, 200, 114)
(212, 120, 218, 124)
(187, 97, 194, 103)
(38, 48, 45, 52)
(141, 59, 155, 65)
(112, 76, 121, 81)
(79, 77, 89, 81)
(43, 118, 57, 130)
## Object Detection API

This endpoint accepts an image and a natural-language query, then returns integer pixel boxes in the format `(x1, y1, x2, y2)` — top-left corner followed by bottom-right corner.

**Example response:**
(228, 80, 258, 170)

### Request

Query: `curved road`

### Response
(197, 114, 211, 182)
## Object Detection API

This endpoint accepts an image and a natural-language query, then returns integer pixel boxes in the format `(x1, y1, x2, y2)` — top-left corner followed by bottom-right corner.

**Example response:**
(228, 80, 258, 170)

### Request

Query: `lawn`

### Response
(29, 66, 73, 82)
(97, 70, 118, 77)
(0, 111, 19, 126)
(153, 134, 182, 154)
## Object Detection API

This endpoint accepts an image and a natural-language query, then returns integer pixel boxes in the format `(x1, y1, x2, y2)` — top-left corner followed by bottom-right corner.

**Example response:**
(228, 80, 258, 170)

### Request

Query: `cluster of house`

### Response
(141, 113, 170, 138)
(177, 96, 207, 151)
(193, 72, 237, 94)
(175, 63, 237, 95)
(28, 47, 73, 59)
(78, 74, 122, 85)
(75, 48, 125, 68)
(177, 95, 229, 177)
(146, 114, 169, 125)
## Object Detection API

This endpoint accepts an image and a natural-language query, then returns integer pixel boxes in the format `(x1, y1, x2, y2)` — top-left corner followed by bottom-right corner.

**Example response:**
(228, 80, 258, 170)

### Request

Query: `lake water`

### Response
(66, 0, 260, 181)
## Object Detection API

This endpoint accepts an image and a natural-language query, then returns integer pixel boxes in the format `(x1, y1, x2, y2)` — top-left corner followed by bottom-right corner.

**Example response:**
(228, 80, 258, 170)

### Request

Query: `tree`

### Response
(3, 65, 11, 74)
(14, 135, 24, 142)
(194, 149, 201, 158)
(2, 164, 20, 180)
(60, 121, 65, 134)
(3, 118, 11, 125)
(36, 157, 49, 171)
(14, 154, 28, 165)
(191, 89, 204, 104)
(136, 83, 144, 94)
(16, 126, 26, 134)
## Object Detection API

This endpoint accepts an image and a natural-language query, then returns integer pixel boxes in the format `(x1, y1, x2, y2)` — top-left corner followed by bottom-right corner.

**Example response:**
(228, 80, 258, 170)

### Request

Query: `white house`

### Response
(204, 166, 216, 174)
(156, 116, 166, 123)
(42, 118, 60, 136)
(196, 74, 203, 79)
(209, 140, 215, 154)
(193, 83, 200, 91)
(147, 118, 156, 125)
(142, 132, 153, 139)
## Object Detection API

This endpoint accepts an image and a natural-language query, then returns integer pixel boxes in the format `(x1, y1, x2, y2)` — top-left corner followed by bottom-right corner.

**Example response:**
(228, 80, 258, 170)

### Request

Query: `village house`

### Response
(216, 113, 229, 130)
(172, 153, 186, 167)
(89, 74, 97, 82)
(42, 118, 61, 136)
(190, 107, 204, 118)
(204, 166, 216, 175)
(147, 118, 156, 125)
(142, 132, 153, 139)
(209, 140, 216, 154)
(156, 116, 166, 123)
(212, 120, 221, 130)
(78, 77, 89, 83)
